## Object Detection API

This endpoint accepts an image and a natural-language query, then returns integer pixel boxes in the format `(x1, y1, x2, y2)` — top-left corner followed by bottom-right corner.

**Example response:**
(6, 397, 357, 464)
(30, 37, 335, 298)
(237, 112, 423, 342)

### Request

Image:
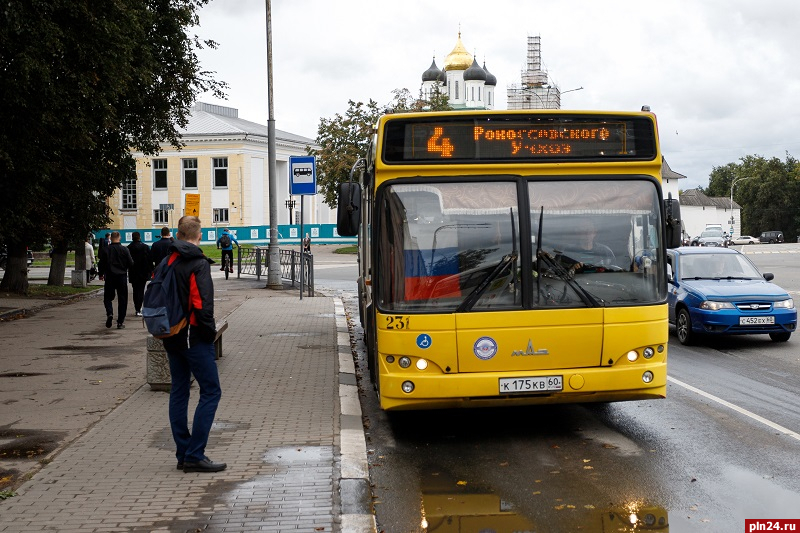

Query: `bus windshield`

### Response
(376, 178, 665, 312)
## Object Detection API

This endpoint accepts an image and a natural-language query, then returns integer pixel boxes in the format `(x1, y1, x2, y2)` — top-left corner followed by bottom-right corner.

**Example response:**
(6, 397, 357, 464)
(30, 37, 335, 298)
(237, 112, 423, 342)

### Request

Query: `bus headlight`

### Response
(643, 347, 655, 359)
(415, 359, 428, 370)
(626, 350, 639, 362)
(398, 357, 411, 368)
(642, 371, 654, 383)
(401, 381, 415, 393)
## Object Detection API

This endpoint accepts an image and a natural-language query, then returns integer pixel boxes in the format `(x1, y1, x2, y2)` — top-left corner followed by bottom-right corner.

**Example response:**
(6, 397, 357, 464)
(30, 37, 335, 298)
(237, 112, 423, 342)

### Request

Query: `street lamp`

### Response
(730, 176, 753, 211)
(730, 176, 753, 236)
(285, 199, 296, 225)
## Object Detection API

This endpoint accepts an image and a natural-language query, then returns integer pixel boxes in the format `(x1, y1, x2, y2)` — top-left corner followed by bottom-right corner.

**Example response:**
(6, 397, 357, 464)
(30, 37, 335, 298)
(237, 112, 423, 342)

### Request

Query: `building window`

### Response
(183, 158, 198, 189)
(213, 157, 228, 188)
(153, 159, 168, 189)
(121, 176, 137, 209)
(455, 81, 459, 99)
(153, 209, 169, 224)
(213, 207, 229, 224)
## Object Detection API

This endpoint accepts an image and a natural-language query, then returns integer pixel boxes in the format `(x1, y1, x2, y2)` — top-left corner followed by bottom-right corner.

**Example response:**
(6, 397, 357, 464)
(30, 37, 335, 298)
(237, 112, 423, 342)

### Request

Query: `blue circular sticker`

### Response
(416, 334, 432, 349)
(474, 337, 498, 360)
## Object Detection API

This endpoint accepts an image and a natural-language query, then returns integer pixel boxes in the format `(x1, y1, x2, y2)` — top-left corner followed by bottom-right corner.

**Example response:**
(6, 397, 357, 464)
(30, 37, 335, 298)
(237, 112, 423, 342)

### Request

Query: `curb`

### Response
(335, 297, 376, 532)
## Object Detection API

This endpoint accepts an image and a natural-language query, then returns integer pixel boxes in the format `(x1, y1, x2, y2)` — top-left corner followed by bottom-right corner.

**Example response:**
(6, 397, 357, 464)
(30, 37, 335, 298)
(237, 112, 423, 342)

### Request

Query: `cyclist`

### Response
(216, 228, 239, 273)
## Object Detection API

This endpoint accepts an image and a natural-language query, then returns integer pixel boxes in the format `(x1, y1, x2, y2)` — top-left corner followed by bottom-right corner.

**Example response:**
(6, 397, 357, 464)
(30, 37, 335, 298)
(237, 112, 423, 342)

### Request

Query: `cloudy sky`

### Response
(193, 0, 800, 190)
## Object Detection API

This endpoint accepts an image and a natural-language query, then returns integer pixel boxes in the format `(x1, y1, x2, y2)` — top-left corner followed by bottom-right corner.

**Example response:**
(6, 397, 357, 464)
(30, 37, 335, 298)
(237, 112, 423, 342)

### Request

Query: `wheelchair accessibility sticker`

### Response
(416, 334, 432, 349)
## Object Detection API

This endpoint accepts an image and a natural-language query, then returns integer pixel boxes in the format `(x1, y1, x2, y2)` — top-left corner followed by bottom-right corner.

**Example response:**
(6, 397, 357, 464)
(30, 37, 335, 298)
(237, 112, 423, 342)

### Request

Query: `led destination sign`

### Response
(382, 115, 657, 163)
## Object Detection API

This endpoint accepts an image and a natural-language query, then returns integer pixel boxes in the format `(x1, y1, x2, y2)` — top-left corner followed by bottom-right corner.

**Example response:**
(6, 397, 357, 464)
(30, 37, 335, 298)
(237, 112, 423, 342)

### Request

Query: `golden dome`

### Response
(444, 32, 473, 71)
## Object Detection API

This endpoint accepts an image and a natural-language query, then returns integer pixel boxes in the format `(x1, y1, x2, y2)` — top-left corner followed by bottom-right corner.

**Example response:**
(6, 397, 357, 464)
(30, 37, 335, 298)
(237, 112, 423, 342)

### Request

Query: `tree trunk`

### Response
(47, 241, 69, 286)
(0, 241, 30, 294)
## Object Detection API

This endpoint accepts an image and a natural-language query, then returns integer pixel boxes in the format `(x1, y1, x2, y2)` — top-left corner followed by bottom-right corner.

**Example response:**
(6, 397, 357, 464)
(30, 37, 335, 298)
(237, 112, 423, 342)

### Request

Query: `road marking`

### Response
(668, 376, 800, 441)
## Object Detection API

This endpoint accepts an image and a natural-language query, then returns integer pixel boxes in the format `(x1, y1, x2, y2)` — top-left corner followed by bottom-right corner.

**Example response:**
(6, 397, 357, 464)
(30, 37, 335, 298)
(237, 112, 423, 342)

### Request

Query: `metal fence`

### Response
(235, 247, 314, 296)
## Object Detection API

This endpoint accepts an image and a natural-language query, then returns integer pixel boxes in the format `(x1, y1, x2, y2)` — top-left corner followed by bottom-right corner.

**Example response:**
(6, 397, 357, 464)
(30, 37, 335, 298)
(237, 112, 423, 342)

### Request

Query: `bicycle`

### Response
(221, 252, 230, 280)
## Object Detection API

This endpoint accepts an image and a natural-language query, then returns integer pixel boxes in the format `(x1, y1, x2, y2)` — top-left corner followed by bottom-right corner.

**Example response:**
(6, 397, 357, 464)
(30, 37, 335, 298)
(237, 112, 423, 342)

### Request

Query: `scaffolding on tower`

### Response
(506, 35, 561, 110)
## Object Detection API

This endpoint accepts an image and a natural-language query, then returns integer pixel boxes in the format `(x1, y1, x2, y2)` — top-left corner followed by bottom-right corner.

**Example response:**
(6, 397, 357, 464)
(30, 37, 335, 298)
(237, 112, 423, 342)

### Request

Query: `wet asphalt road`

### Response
(318, 244, 800, 532)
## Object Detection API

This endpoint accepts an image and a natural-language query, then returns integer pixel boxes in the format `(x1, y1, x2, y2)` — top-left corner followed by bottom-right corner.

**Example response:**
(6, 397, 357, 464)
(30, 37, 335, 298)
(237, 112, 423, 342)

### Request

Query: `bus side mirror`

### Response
(664, 196, 682, 249)
(337, 181, 362, 237)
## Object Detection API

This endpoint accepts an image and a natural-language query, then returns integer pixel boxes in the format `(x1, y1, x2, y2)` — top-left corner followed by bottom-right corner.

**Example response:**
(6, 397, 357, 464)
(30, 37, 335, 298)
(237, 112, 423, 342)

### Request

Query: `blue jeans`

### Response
(166, 341, 221, 463)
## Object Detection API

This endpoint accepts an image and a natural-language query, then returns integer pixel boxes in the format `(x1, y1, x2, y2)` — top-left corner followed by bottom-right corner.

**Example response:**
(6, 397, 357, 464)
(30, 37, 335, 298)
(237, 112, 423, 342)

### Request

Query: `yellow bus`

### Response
(337, 110, 682, 411)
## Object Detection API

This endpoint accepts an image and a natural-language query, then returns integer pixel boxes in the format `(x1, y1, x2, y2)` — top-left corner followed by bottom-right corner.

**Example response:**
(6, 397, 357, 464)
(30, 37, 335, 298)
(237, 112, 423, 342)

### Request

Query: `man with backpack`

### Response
(216, 227, 238, 273)
(160, 216, 225, 473)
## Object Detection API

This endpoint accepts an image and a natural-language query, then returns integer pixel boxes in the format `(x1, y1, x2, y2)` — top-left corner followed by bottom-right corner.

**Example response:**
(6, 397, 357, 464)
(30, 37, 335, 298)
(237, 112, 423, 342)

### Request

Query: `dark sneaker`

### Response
(106, 315, 113, 328)
(117, 323, 125, 329)
(183, 457, 227, 473)
(176, 462, 183, 470)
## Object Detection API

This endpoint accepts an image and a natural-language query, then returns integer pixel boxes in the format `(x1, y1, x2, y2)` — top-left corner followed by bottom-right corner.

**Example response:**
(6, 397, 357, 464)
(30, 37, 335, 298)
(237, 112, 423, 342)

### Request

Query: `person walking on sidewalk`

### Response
(84, 236, 96, 284)
(102, 231, 134, 329)
(150, 226, 173, 268)
(216, 227, 238, 273)
(127, 231, 153, 317)
(164, 215, 226, 473)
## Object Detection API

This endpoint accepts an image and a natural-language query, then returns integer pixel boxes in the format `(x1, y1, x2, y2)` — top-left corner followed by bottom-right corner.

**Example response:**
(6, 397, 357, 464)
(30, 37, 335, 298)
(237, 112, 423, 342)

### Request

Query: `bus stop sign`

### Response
(289, 156, 317, 195)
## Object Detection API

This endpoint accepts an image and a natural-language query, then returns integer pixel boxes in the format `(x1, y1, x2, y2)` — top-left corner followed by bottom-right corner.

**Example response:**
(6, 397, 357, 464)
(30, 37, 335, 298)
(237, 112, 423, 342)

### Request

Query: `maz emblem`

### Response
(512, 340, 549, 356)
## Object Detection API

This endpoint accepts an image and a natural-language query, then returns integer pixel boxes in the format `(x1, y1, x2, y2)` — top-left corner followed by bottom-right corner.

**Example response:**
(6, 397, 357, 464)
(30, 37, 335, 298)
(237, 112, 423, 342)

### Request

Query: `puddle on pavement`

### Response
(417, 472, 668, 532)
(0, 427, 68, 489)
(86, 363, 127, 371)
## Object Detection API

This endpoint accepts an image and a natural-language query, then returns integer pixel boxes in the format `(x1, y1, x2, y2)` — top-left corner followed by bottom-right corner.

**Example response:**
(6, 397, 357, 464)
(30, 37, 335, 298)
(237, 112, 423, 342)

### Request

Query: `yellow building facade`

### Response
(103, 102, 327, 244)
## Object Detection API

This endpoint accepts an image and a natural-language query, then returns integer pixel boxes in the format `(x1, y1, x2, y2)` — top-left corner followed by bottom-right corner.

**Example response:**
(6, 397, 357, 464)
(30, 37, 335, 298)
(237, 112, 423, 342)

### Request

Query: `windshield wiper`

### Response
(534, 206, 601, 307)
(537, 250, 602, 307)
(456, 253, 517, 312)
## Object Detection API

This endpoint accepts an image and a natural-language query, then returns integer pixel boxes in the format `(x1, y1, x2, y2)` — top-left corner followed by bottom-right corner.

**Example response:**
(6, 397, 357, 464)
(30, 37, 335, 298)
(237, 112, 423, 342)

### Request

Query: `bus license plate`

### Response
(499, 376, 563, 394)
(739, 316, 775, 325)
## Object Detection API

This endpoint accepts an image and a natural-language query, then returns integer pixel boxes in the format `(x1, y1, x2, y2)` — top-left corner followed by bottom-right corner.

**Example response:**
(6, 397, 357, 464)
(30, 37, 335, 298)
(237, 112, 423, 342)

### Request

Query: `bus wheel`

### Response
(676, 308, 694, 345)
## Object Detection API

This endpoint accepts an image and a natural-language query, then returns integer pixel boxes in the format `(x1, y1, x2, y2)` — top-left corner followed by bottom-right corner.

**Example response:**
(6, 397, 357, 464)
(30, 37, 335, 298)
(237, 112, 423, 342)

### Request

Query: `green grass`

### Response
(333, 245, 358, 254)
(26, 284, 99, 298)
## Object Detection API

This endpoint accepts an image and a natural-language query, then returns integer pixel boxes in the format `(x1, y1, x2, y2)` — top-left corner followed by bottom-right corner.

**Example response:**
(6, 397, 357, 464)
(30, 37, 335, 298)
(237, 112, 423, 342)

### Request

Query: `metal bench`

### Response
(214, 320, 228, 360)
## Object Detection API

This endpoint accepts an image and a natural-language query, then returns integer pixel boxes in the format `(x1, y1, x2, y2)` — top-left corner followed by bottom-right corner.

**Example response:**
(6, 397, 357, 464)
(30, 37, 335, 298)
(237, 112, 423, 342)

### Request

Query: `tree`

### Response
(0, 0, 225, 293)
(706, 154, 800, 239)
(312, 87, 451, 207)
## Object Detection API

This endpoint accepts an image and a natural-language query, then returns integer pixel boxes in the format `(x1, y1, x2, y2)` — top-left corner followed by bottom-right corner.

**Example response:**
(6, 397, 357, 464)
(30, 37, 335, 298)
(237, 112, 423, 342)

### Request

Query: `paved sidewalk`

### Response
(0, 274, 374, 531)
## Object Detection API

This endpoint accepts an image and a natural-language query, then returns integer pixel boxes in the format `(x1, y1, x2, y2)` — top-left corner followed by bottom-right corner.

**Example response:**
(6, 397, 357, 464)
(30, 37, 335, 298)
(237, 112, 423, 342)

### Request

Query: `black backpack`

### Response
(141, 256, 187, 338)
(219, 233, 231, 248)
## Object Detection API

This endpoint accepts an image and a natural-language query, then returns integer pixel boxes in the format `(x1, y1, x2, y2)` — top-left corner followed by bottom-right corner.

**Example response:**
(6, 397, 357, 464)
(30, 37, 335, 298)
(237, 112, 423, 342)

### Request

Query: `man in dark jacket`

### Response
(149, 226, 173, 268)
(102, 231, 134, 329)
(127, 231, 153, 317)
(163, 216, 225, 473)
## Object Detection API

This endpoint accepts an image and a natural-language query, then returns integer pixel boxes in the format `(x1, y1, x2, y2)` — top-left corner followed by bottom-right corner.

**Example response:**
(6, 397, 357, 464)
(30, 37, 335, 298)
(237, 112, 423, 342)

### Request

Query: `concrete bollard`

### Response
(71, 270, 88, 288)
(146, 336, 171, 391)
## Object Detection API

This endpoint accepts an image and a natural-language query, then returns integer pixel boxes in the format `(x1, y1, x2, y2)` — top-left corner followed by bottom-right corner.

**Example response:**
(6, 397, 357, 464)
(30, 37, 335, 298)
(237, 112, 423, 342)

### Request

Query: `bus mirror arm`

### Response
(336, 159, 365, 237)
(664, 194, 682, 249)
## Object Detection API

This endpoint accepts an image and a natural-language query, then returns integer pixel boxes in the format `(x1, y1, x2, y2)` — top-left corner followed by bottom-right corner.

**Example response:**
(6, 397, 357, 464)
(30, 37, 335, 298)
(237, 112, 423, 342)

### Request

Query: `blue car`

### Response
(666, 247, 796, 345)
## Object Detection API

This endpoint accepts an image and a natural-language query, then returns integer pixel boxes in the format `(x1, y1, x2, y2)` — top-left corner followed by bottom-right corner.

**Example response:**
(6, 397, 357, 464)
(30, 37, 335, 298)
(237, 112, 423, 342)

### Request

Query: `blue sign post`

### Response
(289, 156, 317, 300)
(289, 156, 317, 196)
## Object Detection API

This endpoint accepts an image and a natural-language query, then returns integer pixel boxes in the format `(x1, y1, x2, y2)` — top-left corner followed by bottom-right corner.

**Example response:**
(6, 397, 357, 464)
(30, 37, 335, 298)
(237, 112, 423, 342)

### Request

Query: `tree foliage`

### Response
(705, 154, 800, 239)
(0, 0, 225, 292)
(312, 85, 451, 207)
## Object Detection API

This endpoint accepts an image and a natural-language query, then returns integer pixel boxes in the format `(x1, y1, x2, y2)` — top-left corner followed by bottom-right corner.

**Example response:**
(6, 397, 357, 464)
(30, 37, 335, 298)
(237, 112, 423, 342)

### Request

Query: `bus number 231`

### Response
(386, 316, 410, 330)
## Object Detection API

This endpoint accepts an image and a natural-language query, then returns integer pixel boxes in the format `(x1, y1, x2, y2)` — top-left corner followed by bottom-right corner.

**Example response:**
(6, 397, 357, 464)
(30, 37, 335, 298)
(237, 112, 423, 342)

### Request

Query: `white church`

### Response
(421, 32, 497, 110)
